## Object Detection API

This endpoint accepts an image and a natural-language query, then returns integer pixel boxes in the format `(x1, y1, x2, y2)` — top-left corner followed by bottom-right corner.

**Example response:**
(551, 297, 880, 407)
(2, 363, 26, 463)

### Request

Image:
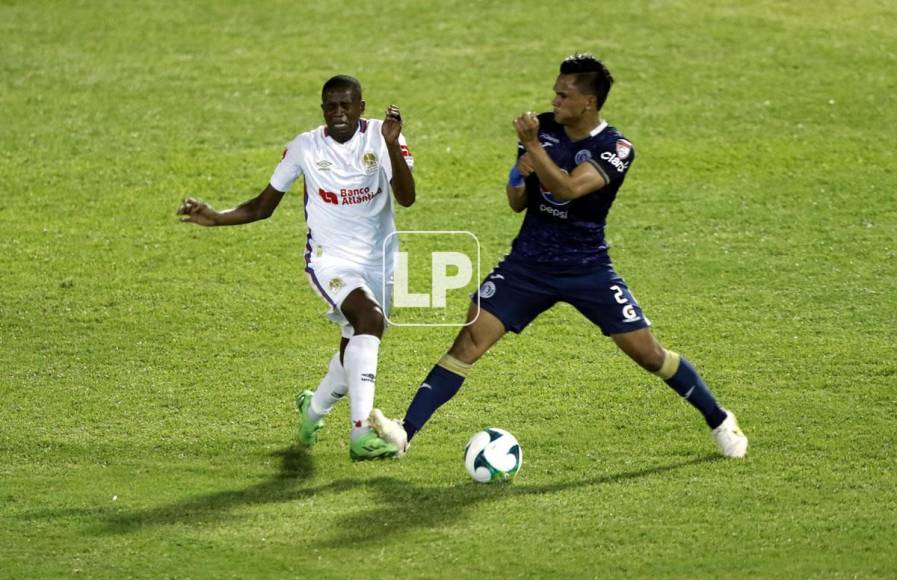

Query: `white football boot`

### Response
(712, 409, 748, 458)
(368, 409, 409, 458)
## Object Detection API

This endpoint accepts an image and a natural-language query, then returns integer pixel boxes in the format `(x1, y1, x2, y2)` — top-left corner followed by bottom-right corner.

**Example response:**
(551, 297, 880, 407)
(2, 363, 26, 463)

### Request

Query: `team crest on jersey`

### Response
(363, 152, 378, 174)
(616, 139, 633, 160)
(575, 149, 593, 164)
(329, 277, 345, 292)
(479, 281, 496, 299)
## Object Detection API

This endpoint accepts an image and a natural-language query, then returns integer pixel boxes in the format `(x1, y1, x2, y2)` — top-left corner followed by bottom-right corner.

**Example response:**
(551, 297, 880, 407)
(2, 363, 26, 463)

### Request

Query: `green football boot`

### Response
(349, 430, 400, 462)
(296, 390, 324, 447)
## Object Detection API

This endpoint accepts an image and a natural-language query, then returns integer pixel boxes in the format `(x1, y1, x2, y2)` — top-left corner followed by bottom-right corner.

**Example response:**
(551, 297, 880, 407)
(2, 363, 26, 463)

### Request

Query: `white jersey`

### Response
(270, 118, 413, 267)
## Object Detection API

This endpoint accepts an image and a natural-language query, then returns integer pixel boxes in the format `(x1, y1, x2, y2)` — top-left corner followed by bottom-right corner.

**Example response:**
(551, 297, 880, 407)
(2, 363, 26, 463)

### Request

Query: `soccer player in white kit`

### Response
(177, 75, 415, 460)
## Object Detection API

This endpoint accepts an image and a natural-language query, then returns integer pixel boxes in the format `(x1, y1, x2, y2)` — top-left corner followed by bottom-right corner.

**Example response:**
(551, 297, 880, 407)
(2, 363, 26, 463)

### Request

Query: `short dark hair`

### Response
(321, 75, 362, 101)
(559, 53, 614, 109)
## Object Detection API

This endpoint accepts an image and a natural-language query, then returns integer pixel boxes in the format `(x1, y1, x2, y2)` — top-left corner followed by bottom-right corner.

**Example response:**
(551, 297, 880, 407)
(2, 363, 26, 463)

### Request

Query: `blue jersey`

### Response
(508, 113, 634, 268)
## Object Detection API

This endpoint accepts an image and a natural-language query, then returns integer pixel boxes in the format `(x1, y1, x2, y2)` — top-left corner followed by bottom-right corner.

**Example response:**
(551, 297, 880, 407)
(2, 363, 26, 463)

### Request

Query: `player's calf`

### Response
(653, 349, 728, 429)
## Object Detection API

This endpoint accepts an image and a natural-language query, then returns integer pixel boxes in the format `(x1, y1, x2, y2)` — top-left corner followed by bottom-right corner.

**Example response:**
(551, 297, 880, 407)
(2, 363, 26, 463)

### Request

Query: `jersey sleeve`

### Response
(382, 130, 414, 182)
(269, 138, 305, 193)
(398, 133, 414, 171)
(586, 138, 635, 187)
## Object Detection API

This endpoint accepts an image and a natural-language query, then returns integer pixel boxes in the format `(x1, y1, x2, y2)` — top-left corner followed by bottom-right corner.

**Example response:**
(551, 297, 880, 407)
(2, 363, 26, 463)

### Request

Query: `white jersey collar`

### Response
(590, 120, 608, 137)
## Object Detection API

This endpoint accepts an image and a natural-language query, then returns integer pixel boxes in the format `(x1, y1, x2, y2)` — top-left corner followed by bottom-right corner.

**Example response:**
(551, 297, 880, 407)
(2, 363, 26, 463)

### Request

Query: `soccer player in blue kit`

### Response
(370, 53, 748, 458)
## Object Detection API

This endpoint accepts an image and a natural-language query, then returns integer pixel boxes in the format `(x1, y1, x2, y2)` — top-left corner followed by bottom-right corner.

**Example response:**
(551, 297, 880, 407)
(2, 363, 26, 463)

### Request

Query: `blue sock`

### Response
(403, 358, 469, 441)
(659, 353, 727, 429)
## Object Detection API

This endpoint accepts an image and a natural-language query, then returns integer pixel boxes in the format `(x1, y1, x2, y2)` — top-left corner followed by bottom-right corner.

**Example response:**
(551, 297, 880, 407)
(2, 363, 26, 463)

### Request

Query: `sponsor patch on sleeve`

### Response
(615, 139, 632, 160)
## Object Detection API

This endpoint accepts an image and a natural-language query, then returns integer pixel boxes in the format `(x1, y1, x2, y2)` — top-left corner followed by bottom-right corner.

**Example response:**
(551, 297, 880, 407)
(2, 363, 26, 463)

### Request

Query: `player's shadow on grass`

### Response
(20, 450, 718, 539)
(19, 445, 320, 534)
(97, 451, 717, 540)
(314, 453, 721, 547)
(98, 445, 323, 534)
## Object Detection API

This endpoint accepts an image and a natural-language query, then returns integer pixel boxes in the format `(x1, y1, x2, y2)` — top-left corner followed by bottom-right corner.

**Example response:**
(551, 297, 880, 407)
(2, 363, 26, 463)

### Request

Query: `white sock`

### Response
(308, 352, 347, 422)
(343, 334, 380, 441)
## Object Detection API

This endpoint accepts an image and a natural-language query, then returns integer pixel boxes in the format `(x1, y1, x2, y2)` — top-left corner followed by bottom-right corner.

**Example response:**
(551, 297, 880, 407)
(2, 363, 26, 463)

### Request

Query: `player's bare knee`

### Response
(637, 345, 666, 373)
(621, 342, 664, 372)
(352, 307, 385, 338)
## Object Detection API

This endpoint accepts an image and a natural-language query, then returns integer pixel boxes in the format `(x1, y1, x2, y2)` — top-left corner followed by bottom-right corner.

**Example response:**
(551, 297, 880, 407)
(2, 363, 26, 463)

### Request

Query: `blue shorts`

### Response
(475, 257, 650, 336)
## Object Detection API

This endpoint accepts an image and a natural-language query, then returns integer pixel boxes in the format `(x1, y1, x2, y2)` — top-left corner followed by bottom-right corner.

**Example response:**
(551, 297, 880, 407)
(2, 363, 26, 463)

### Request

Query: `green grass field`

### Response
(2, 0, 896, 577)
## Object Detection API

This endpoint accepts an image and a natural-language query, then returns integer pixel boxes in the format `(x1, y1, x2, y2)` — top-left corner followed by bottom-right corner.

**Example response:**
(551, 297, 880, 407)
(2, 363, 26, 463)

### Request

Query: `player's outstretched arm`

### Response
(177, 184, 285, 226)
(382, 104, 416, 207)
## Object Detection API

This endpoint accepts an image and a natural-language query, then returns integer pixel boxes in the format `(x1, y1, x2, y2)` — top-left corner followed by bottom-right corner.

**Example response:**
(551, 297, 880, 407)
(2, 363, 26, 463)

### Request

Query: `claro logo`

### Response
(600, 151, 630, 173)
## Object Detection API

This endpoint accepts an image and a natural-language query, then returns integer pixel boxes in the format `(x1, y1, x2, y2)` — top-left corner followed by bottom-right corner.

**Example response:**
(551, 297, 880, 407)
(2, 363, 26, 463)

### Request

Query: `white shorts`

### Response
(304, 249, 393, 339)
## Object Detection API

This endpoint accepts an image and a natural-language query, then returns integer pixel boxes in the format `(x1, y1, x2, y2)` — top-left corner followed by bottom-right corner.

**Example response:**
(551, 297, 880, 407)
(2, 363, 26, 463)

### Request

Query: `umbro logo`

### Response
(316, 160, 333, 170)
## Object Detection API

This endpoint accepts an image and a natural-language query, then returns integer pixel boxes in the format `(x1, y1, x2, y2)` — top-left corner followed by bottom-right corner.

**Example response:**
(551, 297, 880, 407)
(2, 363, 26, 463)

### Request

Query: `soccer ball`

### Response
(464, 428, 522, 483)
